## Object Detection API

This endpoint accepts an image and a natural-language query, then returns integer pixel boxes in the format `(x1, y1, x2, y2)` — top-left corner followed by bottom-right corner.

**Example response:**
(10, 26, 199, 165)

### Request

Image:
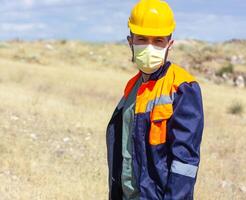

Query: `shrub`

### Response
(60, 40, 67, 45)
(228, 101, 244, 115)
(216, 63, 234, 77)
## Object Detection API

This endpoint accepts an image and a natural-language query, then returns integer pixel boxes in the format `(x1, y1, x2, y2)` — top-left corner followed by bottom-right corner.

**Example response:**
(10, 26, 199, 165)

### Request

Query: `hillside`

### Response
(0, 40, 245, 199)
(1, 39, 246, 87)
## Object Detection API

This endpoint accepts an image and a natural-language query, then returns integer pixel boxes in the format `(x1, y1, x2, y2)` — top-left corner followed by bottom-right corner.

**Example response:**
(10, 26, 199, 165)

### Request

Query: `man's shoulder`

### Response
(124, 70, 142, 98)
(166, 63, 203, 103)
(168, 63, 198, 86)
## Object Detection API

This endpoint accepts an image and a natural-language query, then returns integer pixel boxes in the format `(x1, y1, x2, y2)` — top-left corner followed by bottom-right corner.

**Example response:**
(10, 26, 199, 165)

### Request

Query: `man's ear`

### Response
(127, 35, 133, 47)
(167, 39, 174, 50)
(127, 35, 134, 62)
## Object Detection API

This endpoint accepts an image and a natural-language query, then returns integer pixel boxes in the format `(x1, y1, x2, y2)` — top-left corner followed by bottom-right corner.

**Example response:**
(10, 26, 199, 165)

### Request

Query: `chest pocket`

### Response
(149, 104, 173, 145)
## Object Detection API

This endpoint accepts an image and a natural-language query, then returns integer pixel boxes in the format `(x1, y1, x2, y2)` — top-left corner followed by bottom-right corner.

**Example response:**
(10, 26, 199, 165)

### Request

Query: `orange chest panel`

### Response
(135, 76, 174, 145)
(123, 64, 196, 145)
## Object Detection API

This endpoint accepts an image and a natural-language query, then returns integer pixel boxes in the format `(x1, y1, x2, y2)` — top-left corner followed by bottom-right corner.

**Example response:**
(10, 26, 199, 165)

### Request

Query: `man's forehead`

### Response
(133, 34, 168, 39)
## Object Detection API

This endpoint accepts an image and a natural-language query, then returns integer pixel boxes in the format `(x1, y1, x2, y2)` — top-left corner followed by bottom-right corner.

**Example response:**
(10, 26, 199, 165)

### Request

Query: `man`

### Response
(106, 0, 204, 199)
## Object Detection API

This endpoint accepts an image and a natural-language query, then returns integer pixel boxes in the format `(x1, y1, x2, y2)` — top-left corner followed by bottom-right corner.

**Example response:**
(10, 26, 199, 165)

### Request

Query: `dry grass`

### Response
(195, 78, 246, 199)
(0, 41, 245, 199)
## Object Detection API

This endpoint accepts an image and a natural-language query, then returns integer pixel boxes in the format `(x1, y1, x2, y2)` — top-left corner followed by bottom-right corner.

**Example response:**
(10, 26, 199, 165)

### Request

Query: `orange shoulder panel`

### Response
(124, 71, 142, 98)
(167, 63, 197, 93)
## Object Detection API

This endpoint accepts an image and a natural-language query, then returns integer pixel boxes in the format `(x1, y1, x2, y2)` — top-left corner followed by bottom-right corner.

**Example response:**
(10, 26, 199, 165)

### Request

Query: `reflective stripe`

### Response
(171, 160, 198, 178)
(146, 95, 173, 113)
(117, 97, 126, 109)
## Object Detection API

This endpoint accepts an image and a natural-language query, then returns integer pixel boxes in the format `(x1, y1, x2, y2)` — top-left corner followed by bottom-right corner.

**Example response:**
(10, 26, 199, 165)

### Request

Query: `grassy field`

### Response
(0, 41, 245, 199)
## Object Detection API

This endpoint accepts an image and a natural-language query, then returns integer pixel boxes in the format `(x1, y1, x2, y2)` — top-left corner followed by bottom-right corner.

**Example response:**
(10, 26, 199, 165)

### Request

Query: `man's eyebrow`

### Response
(155, 37, 165, 40)
(136, 35, 146, 38)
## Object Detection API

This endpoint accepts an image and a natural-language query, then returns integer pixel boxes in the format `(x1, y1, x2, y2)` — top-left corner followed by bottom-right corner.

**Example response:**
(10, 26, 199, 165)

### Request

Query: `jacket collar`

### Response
(150, 61, 171, 80)
(140, 61, 171, 82)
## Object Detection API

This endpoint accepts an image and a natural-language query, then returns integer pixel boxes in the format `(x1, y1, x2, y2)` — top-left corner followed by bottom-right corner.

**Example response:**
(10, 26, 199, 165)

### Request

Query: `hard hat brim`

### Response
(128, 20, 176, 37)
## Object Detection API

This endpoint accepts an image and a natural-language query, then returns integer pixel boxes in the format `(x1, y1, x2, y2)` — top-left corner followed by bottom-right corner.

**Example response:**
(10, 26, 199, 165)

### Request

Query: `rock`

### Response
(85, 136, 90, 141)
(222, 73, 234, 85)
(75, 123, 81, 129)
(240, 186, 246, 193)
(220, 180, 232, 188)
(12, 175, 18, 180)
(30, 133, 38, 140)
(45, 43, 54, 51)
(63, 137, 71, 143)
(231, 55, 245, 65)
(234, 75, 245, 88)
(4, 170, 10, 175)
(10, 115, 19, 121)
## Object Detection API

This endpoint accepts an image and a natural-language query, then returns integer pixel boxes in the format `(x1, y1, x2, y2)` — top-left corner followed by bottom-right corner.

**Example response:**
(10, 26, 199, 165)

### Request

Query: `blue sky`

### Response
(0, 0, 245, 42)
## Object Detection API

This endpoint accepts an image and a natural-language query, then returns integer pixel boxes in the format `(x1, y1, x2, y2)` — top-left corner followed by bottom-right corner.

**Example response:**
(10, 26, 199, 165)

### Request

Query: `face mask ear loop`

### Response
(163, 40, 173, 64)
(131, 44, 135, 62)
(163, 47, 169, 66)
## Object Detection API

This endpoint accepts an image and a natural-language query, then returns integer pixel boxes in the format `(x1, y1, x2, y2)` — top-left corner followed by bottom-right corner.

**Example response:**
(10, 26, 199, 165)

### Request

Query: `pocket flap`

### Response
(150, 104, 173, 122)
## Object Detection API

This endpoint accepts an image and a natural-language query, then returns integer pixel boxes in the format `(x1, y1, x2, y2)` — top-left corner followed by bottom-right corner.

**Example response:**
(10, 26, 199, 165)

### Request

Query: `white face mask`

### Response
(133, 44, 167, 74)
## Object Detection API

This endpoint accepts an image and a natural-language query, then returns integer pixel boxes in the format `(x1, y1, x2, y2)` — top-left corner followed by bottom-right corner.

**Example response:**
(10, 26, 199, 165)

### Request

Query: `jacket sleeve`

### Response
(164, 81, 204, 200)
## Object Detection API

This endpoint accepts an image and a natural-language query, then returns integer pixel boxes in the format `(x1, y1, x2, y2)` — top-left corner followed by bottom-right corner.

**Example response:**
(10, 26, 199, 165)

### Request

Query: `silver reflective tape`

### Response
(171, 160, 198, 178)
(146, 95, 173, 113)
(117, 96, 126, 109)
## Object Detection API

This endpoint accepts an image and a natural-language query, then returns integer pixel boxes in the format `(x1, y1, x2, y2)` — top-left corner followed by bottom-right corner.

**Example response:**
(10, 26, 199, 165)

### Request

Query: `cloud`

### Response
(0, 0, 245, 41)
(174, 12, 246, 41)
(1, 0, 72, 10)
(23, 0, 34, 7)
(77, 16, 87, 22)
(88, 25, 114, 35)
(37, 0, 70, 6)
(0, 22, 46, 32)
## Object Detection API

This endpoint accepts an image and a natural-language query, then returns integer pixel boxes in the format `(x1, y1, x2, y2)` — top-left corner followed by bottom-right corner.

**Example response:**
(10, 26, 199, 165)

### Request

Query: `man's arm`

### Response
(164, 81, 204, 200)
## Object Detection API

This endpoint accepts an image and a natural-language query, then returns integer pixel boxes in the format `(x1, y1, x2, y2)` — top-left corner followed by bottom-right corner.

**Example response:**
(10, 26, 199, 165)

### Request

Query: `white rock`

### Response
(12, 175, 18, 180)
(75, 123, 81, 129)
(10, 115, 19, 121)
(220, 180, 232, 188)
(63, 137, 70, 143)
(45, 44, 54, 50)
(85, 136, 90, 141)
(30, 133, 38, 140)
(234, 75, 245, 88)
(240, 186, 246, 193)
(4, 170, 10, 175)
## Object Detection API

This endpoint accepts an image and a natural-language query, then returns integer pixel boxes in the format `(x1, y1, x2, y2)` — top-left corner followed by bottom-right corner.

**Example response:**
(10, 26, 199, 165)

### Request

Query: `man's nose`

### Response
(146, 39, 154, 45)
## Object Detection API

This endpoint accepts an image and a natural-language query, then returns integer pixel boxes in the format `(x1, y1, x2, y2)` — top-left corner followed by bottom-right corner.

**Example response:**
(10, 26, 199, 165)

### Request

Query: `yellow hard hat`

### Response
(128, 0, 176, 36)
